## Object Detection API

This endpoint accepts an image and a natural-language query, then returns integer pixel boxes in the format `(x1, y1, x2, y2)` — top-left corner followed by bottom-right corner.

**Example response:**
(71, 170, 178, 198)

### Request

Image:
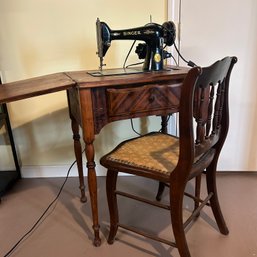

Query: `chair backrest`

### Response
(176, 56, 237, 176)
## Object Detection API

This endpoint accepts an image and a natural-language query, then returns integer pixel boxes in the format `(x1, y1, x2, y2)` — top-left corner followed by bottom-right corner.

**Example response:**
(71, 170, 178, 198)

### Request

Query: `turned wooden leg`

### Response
(156, 116, 169, 201)
(71, 118, 87, 203)
(106, 170, 119, 244)
(85, 142, 101, 246)
(161, 115, 168, 134)
(206, 163, 229, 235)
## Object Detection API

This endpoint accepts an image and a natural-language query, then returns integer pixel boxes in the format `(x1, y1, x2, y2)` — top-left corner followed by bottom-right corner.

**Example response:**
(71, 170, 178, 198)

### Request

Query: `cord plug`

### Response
(187, 60, 197, 67)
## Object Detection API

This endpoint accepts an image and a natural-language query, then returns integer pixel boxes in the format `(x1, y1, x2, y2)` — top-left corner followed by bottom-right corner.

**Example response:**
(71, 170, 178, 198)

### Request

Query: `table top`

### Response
(0, 72, 75, 104)
(66, 66, 189, 88)
(0, 66, 189, 104)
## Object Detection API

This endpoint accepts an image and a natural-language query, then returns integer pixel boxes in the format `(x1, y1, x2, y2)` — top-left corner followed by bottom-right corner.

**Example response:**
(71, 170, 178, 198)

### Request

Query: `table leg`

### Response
(156, 115, 169, 201)
(71, 118, 87, 203)
(161, 115, 168, 133)
(79, 88, 101, 246)
(85, 141, 101, 246)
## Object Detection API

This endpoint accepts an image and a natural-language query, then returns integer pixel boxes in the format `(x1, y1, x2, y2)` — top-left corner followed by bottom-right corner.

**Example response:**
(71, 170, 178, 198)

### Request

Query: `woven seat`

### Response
(100, 57, 237, 257)
(105, 132, 179, 175)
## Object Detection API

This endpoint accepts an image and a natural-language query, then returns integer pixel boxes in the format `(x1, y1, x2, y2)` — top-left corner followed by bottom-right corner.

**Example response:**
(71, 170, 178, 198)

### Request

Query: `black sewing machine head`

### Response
(96, 18, 176, 72)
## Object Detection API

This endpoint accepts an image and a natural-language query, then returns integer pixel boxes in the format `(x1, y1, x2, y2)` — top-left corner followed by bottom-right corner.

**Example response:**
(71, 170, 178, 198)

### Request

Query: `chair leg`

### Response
(156, 182, 166, 201)
(206, 164, 229, 235)
(170, 184, 191, 257)
(194, 175, 202, 212)
(106, 169, 119, 244)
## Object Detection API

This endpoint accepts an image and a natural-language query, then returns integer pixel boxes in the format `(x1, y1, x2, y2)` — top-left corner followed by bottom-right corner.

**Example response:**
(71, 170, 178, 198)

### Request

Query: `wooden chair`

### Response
(100, 56, 237, 257)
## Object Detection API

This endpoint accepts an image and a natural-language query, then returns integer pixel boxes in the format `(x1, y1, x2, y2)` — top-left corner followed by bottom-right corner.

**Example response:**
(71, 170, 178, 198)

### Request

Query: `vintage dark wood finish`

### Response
(0, 72, 76, 104)
(106, 82, 180, 116)
(100, 57, 237, 256)
(0, 66, 189, 246)
(66, 66, 189, 245)
(90, 82, 181, 134)
(65, 67, 187, 88)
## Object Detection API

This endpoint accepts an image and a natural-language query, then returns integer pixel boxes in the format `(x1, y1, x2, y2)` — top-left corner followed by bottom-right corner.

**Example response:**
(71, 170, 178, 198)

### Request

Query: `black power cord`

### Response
(173, 41, 197, 67)
(122, 41, 145, 69)
(160, 22, 197, 67)
(122, 21, 197, 69)
(130, 116, 172, 136)
(123, 40, 137, 69)
(3, 154, 82, 257)
(130, 119, 142, 136)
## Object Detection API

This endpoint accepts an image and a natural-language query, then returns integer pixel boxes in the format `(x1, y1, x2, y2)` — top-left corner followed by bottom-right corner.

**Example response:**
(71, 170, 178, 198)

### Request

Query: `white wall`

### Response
(169, 0, 257, 171)
(0, 0, 167, 177)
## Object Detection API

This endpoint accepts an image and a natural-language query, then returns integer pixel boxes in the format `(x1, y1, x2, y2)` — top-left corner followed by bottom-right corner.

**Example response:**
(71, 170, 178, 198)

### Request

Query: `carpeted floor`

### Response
(1, 173, 257, 257)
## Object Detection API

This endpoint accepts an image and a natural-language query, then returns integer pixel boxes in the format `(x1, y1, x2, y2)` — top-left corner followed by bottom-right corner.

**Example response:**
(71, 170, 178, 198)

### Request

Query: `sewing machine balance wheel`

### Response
(162, 21, 176, 46)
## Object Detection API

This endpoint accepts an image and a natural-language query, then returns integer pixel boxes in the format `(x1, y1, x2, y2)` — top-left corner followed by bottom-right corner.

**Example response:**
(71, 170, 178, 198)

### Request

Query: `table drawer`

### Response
(106, 83, 180, 117)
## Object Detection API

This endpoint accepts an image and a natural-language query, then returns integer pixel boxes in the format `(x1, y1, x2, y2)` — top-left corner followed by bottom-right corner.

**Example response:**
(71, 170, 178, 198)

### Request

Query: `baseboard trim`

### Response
(20, 165, 257, 178)
(21, 164, 108, 178)
(217, 170, 257, 175)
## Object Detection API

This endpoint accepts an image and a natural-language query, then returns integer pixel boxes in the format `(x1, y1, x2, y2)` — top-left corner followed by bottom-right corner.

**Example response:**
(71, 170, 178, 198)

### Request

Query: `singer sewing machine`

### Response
(89, 18, 176, 76)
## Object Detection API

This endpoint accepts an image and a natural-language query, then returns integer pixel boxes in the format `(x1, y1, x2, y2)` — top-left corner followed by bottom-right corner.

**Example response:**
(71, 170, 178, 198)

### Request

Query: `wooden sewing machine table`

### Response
(0, 66, 189, 246)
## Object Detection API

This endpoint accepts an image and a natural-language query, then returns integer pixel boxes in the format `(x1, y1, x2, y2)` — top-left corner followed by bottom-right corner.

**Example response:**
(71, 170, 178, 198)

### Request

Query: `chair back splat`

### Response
(100, 56, 237, 257)
(176, 57, 237, 181)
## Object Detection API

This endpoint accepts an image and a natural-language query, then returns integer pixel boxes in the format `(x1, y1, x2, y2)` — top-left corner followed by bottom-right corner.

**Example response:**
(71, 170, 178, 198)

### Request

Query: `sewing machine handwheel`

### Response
(162, 21, 176, 46)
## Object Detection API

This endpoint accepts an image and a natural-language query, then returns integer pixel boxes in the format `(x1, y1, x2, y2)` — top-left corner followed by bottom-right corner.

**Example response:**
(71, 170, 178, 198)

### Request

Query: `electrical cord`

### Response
(142, 21, 197, 67)
(170, 53, 178, 66)
(161, 24, 197, 67)
(123, 40, 137, 69)
(131, 116, 172, 136)
(3, 153, 83, 257)
(173, 41, 197, 67)
(130, 119, 142, 136)
(158, 115, 171, 132)
(125, 61, 144, 69)
(122, 22, 196, 70)
(123, 22, 166, 69)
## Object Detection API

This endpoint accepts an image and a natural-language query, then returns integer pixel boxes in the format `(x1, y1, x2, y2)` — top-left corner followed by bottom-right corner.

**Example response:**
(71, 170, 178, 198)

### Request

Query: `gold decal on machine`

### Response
(154, 53, 161, 63)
